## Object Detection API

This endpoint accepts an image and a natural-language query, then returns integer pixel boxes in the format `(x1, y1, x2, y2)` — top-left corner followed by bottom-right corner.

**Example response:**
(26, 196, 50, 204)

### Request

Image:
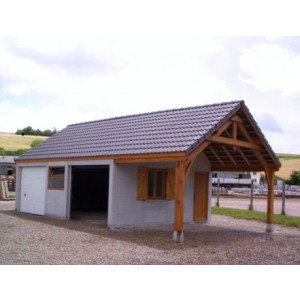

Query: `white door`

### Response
(20, 167, 46, 215)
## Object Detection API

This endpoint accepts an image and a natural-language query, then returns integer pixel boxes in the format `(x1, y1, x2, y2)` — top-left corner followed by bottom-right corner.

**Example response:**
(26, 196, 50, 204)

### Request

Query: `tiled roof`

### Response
(17, 100, 257, 160)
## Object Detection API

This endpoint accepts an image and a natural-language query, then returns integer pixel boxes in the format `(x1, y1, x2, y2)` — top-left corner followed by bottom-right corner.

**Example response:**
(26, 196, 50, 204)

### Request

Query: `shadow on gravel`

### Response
(1, 209, 266, 251)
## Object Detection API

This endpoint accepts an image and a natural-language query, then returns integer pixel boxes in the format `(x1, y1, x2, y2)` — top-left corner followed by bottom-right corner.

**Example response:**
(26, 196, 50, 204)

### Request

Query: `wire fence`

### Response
(212, 179, 300, 216)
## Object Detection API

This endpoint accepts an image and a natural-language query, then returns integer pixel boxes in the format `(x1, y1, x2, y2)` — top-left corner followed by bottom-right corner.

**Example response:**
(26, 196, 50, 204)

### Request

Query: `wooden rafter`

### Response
(221, 146, 237, 166)
(215, 120, 232, 136)
(208, 135, 261, 150)
(231, 115, 243, 123)
(237, 147, 251, 166)
(253, 149, 269, 171)
(237, 121, 254, 142)
(239, 107, 280, 168)
(209, 147, 225, 166)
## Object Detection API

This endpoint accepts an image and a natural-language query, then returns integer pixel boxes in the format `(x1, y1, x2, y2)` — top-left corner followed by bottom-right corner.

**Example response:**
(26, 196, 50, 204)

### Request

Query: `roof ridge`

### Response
(68, 100, 244, 127)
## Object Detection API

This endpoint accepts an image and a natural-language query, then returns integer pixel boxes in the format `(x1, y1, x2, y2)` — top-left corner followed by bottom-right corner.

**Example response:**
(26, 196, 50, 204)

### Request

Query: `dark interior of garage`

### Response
(70, 166, 109, 219)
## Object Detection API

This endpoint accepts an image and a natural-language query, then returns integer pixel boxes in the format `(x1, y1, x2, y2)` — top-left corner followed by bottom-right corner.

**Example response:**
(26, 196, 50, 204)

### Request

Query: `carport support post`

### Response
(173, 160, 185, 243)
(265, 170, 275, 232)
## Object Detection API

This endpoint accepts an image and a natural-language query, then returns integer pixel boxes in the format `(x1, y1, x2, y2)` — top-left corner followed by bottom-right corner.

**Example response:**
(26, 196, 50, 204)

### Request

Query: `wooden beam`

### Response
(16, 152, 187, 164)
(237, 147, 251, 166)
(209, 147, 225, 166)
(174, 160, 186, 237)
(185, 157, 196, 178)
(240, 107, 280, 168)
(232, 121, 238, 151)
(187, 141, 210, 161)
(253, 149, 269, 171)
(221, 146, 237, 166)
(237, 122, 254, 143)
(230, 115, 243, 123)
(208, 135, 261, 150)
(265, 170, 275, 231)
(232, 121, 237, 140)
(215, 120, 232, 136)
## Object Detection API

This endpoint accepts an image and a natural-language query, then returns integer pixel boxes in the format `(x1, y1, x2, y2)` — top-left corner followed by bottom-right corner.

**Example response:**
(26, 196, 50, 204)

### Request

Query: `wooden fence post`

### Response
(281, 181, 286, 215)
(249, 179, 254, 210)
(216, 178, 220, 207)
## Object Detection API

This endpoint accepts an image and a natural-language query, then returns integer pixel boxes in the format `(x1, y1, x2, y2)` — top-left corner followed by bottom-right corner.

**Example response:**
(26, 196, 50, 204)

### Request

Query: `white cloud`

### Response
(0, 37, 234, 132)
(238, 42, 300, 96)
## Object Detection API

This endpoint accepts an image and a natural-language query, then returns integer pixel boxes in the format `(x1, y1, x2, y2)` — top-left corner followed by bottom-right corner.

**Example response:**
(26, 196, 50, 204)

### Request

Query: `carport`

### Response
(167, 104, 280, 241)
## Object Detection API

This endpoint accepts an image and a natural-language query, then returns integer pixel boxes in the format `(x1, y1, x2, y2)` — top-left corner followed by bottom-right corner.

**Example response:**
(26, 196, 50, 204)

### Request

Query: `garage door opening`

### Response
(70, 165, 109, 224)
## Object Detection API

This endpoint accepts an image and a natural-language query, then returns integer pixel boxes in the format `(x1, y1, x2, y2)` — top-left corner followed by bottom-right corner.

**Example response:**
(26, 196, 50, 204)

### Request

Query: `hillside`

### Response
(276, 154, 300, 180)
(0, 133, 48, 151)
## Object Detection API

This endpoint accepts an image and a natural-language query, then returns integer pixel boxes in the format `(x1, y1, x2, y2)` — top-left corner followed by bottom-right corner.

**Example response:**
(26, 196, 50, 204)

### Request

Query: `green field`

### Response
(276, 153, 300, 180)
(0, 133, 48, 151)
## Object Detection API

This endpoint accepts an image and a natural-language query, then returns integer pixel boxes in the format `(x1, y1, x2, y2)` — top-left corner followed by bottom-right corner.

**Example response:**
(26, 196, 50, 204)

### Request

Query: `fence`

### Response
(0, 176, 15, 200)
(212, 179, 300, 216)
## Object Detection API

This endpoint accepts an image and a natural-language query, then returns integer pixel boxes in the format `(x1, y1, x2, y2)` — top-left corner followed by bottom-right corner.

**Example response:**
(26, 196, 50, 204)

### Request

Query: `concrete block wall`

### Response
(109, 153, 212, 228)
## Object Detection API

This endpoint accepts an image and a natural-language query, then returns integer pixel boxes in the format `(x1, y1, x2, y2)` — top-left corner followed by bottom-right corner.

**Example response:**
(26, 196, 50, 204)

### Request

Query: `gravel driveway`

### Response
(0, 201, 299, 265)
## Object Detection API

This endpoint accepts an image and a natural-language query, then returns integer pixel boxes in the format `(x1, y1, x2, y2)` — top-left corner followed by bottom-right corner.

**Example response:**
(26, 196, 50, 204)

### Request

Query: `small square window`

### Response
(48, 167, 65, 190)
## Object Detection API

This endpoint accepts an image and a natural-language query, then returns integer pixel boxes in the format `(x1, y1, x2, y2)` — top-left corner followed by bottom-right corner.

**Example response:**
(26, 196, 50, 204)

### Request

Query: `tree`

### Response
(15, 126, 57, 136)
(30, 139, 44, 148)
(286, 170, 300, 186)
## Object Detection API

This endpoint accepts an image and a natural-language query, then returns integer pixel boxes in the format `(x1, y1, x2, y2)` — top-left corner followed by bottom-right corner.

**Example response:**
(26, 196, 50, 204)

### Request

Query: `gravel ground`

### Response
(0, 201, 300, 265)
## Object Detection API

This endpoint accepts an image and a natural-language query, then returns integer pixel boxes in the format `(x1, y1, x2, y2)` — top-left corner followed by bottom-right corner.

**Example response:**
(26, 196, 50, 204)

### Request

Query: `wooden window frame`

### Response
(147, 168, 167, 200)
(48, 167, 65, 190)
(137, 167, 175, 201)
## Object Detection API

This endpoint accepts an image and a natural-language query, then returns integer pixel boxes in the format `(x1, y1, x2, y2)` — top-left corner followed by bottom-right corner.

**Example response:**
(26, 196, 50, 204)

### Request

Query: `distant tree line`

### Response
(15, 126, 57, 137)
(0, 147, 27, 156)
(286, 170, 300, 186)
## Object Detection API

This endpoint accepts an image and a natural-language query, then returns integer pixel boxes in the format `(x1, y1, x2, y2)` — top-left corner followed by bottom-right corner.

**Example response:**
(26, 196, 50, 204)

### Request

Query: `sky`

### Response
(0, 2, 300, 154)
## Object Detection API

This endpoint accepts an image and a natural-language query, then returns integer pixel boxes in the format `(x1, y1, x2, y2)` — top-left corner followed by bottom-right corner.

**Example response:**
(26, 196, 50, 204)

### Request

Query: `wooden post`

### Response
(265, 170, 275, 232)
(216, 179, 220, 207)
(249, 179, 254, 210)
(281, 181, 286, 215)
(173, 160, 185, 243)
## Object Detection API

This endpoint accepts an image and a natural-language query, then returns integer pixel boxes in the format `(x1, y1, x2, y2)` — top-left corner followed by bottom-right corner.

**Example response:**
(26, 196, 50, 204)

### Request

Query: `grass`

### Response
(0, 133, 48, 151)
(212, 206, 300, 228)
(276, 154, 300, 180)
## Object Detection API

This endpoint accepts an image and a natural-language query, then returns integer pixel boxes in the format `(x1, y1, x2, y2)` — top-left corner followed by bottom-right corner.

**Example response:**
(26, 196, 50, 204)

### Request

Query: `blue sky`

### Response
(0, 2, 300, 154)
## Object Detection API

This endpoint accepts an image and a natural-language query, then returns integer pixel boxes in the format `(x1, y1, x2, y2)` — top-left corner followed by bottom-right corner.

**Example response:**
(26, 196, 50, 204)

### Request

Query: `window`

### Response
(48, 167, 65, 190)
(137, 168, 175, 201)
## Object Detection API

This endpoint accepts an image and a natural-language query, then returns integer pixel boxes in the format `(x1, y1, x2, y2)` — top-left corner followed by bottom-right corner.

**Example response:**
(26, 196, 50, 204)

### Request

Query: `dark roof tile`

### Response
(18, 100, 245, 160)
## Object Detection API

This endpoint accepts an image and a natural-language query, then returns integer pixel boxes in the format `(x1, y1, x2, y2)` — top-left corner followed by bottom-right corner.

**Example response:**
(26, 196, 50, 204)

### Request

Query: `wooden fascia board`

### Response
(208, 135, 261, 150)
(16, 152, 187, 164)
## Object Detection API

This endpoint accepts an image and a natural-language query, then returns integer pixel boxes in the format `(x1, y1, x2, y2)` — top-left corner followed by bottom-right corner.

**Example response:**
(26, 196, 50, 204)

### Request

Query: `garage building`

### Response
(15, 100, 281, 242)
